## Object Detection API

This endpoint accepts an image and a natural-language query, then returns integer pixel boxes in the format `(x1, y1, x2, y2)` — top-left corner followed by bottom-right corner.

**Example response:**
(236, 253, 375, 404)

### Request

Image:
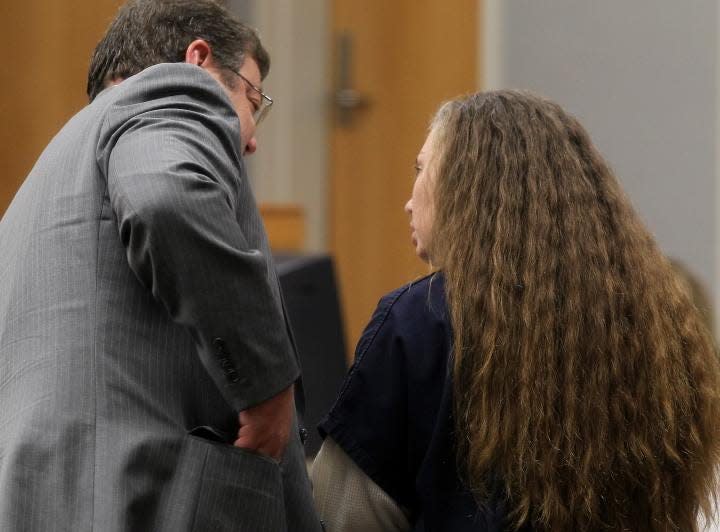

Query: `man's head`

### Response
(87, 0, 269, 100)
(86, 0, 270, 153)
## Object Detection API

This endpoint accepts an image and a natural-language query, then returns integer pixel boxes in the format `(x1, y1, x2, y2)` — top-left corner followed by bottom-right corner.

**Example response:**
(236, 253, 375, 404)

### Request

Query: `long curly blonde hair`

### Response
(430, 90, 720, 531)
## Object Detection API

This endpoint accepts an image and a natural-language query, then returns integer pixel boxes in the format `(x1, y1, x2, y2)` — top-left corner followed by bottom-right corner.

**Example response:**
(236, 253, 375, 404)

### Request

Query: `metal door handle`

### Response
(335, 88, 369, 110)
(334, 32, 371, 126)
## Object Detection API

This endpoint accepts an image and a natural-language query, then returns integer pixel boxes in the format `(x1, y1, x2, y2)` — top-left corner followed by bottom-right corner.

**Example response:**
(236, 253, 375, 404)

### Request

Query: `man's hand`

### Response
(234, 384, 294, 461)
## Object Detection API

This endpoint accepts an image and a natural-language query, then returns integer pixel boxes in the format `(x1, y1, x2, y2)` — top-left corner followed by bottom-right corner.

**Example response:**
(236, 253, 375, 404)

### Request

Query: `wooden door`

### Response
(1, 1, 123, 216)
(330, 1, 481, 357)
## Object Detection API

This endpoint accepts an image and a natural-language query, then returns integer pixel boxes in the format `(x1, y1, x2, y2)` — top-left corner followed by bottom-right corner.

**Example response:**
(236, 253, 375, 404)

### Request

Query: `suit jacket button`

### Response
(299, 427, 308, 444)
(226, 368, 240, 383)
(212, 337, 227, 351)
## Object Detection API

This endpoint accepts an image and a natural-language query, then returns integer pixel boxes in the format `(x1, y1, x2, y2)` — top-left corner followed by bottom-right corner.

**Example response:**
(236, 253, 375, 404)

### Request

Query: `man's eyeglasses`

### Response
(230, 68, 273, 125)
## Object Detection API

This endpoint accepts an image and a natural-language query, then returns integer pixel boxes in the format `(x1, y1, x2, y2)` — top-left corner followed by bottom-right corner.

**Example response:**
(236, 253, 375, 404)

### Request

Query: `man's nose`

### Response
(404, 199, 412, 214)
(245, 137, 258, 155)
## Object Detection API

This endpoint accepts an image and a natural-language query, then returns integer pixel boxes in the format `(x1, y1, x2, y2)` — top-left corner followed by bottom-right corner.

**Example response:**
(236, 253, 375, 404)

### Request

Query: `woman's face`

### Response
(404, 132, 436, 263)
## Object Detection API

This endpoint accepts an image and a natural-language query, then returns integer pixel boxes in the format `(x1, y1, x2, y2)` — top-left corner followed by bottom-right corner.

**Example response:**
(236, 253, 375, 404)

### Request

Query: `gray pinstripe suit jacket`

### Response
(0, 63, 321, 531)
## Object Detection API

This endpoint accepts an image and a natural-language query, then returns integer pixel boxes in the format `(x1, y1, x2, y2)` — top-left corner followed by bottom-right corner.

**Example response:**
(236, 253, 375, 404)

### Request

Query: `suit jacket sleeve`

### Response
(95, 64, 299, 412)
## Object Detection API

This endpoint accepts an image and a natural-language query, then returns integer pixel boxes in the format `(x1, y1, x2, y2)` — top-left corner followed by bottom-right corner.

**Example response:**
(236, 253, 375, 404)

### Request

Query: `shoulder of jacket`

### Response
(375, 271, 445, 320)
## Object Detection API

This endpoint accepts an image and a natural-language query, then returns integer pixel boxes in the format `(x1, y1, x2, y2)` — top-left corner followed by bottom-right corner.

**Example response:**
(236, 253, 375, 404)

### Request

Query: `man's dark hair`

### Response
(86, 0, 270, 101)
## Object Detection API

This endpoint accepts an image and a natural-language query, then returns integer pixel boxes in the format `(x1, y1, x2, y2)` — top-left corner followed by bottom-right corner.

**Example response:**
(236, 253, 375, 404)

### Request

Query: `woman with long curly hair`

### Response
(312, 90, 720, 531)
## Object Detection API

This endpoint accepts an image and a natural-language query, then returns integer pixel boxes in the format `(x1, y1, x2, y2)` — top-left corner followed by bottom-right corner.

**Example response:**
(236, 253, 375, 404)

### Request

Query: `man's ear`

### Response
(185, 39, 213, 67)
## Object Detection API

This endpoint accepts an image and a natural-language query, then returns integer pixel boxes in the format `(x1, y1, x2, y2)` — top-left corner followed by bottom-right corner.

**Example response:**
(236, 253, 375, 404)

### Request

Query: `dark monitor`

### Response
(274, 253, 348, 456)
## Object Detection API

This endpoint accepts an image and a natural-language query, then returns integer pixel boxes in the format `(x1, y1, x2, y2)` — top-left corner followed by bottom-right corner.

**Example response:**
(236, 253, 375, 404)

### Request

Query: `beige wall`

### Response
(227, 0, 330, 252)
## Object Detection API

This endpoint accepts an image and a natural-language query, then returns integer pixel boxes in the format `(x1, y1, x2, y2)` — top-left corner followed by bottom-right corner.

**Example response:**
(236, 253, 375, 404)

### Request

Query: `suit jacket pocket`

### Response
(155, 430, 286, 532)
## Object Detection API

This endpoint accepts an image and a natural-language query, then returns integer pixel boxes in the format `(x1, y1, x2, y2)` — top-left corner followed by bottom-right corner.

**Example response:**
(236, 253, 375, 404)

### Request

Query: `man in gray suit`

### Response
(0, 1, 321, 530)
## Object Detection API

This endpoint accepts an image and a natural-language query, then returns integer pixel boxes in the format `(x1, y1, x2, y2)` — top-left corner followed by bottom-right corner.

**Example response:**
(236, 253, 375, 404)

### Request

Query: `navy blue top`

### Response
(319, 273, 509, 531)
